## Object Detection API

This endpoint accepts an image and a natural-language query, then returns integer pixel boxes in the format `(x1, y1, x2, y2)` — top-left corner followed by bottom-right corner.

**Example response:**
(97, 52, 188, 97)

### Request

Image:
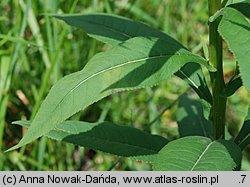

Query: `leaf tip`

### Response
(11, 120, 21, 125)
(5, 143, 22, 153)
(5, 129, 38, 152)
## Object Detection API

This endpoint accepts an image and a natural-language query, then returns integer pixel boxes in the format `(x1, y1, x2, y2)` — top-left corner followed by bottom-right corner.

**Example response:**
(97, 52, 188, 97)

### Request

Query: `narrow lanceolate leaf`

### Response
(218, 8, 250, 92)
(7, 37, 214, 151)
(13, 120, 168, 156)
(235, 105, 250, 149)
(177, 95, 212, 138)
(54, 13, 182, 46)
(153, 136, 242, 171)
(55, 14, 213, 104)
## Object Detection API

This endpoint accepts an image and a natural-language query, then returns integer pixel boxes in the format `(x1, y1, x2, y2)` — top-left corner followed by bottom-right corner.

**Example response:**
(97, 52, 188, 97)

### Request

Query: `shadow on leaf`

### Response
(177, 95, 212, 138)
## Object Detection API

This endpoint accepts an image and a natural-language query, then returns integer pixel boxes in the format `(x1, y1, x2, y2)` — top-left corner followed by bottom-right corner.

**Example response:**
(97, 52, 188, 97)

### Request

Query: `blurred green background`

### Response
(0, 0, 249, 170)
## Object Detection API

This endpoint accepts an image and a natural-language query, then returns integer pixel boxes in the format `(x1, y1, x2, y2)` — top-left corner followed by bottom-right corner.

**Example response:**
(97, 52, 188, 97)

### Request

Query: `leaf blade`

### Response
(153, 136, 242, 171)
(235, 105, 250, 149)
(55, 13, 213, 103)
(13, 120, 168, 156)
(7, 37, 214, 151)
(54, 13, 182, 46)
(218, 8, 250, 92)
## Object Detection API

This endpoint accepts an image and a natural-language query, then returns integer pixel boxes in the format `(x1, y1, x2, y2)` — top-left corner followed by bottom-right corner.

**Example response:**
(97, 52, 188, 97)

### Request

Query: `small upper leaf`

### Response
(153, 136, 242, 171)
(7, 36, 214, 151)
(218, 7, 250, 92)
(13, 120, 168, 156)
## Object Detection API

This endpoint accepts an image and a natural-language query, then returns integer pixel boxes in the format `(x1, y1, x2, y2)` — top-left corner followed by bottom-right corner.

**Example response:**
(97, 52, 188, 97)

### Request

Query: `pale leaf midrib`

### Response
(49, 53, 195, 116)
(178, 69, 199, 89)
(191, 141, 214, 171)
(28, 53, 191, 141)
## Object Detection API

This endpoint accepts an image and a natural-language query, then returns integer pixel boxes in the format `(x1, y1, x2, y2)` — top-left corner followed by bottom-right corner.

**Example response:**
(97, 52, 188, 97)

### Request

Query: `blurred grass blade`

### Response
(55, 13, 213, 103)
(1, 0, 30, 157)
(153, 136, 242, 171)
(0, 34, 40, 48)
(7, 36, 214, 151)
(20, 0, 51, 68)
(115, 1, 159, 27)
(0, 96, 8, 149)
(0, 57, 10, 102)
(13, 120, 168, 157)
(0, 57, 10, 149)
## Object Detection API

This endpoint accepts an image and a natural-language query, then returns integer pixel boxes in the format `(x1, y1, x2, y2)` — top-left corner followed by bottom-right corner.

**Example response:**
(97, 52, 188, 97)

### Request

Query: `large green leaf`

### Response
(235, 105, 250, 149)
(177, 95, 212, 138)
(217, 7, 250, 92)
(13, 120, 168, 156)
(8, 37, 214, 151)
(153, 136, 242, 171)
(55, 14, 212, 103)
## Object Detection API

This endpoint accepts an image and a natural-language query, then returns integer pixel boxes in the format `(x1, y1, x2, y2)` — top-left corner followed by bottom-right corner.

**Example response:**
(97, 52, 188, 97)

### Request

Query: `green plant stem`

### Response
(208, 0, 227, 139)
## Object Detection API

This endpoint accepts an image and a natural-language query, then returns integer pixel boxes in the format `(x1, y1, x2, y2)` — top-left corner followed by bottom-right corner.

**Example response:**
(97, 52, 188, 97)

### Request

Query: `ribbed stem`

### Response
(208, 0, 226, 139)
